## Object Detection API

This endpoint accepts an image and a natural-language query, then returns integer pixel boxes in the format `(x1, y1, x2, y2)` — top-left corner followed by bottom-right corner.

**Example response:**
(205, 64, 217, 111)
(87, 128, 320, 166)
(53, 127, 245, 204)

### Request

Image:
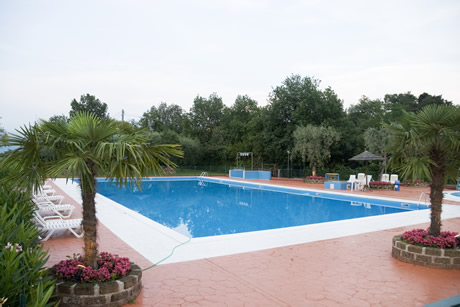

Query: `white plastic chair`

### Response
(347, 175, 357, 190)
(356, 173, 366, 190)
(34, 212, 83, 241)
(390, 174, 398, 184)
(34, 187, 56, 197)
(32, 199, 75, 219)
(381, 174, 390, 182)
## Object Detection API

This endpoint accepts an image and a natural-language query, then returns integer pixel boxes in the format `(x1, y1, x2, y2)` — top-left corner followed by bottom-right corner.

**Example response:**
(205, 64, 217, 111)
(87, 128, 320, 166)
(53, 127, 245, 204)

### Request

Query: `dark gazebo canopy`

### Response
(349, 151, 384, 190)
(349, 151, 384, 162)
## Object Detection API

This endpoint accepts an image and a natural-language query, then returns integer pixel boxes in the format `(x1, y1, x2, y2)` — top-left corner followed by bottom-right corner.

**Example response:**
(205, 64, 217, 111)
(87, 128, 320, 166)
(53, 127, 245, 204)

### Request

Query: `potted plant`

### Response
(387, 105, 460, 268)
(1, 112, 183, 305)
(392, 229, 459, 269)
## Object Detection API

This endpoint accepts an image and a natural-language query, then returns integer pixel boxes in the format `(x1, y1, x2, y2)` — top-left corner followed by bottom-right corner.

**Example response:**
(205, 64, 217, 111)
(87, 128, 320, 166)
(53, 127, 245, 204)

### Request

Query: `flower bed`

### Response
(55, 252, 131, 283)
(304, 176, 326, 184)
(392, 230, 460, 269)
(369, 181, 394, 190)
(402, 229, 458, 249)
(51, 252, 142, 306)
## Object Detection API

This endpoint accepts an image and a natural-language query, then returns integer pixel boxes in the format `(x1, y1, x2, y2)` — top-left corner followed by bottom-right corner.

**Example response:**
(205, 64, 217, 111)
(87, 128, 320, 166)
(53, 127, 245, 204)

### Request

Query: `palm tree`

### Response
(386, 105, 460, 236)
(1, 113, 183, 267)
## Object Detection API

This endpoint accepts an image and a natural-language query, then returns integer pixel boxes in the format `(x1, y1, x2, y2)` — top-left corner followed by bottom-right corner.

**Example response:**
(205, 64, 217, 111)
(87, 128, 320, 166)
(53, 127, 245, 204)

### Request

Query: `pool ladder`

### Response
(418, 192, 431, 208)
(198, 172, 208, 186)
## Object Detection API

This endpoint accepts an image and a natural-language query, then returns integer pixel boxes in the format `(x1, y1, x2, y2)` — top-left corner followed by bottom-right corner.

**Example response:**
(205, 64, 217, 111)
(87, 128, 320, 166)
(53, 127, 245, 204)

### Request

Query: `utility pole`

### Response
(122, 109, 125, 123)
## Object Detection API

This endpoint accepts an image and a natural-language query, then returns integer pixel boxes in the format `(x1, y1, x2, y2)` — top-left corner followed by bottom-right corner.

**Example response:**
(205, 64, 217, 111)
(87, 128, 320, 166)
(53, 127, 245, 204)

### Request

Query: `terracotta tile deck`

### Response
(42, 178, 460, 306)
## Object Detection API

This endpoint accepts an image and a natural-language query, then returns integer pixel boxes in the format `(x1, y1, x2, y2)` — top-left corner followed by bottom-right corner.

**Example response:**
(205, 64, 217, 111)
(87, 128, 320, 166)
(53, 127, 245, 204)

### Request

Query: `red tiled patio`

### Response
(43, 178, 460, 306)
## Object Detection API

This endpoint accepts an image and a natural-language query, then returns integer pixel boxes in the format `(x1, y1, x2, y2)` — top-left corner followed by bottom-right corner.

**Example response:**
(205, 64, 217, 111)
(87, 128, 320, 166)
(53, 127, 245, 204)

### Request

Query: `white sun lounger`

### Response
(32, 199, 75, 219)
(34, 212, 83, 241)
(34, 193, 65, 205)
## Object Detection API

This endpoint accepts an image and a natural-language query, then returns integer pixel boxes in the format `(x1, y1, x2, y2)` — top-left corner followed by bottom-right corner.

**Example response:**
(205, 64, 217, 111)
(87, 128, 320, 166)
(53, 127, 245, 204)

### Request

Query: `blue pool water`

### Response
(96, 178, 426, 238)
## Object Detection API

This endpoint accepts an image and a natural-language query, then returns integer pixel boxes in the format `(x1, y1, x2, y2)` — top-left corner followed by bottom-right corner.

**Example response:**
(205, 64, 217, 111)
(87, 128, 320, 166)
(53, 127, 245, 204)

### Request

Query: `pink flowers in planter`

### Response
(369, 181, 392, 185)
(54, 252, 131, 282)
(402, 229, 458, 249)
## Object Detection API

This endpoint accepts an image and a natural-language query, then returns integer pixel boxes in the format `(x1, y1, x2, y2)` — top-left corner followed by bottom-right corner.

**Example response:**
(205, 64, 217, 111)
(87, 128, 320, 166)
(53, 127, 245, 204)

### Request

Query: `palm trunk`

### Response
(428, 148, 446, 237)
(312, 164, 316, 177)
(81, 161, 98, 268)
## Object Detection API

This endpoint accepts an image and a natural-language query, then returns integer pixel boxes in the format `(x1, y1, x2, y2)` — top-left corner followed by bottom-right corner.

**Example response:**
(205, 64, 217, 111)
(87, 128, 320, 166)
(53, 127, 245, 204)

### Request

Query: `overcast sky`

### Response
(1, 0, 459, 132)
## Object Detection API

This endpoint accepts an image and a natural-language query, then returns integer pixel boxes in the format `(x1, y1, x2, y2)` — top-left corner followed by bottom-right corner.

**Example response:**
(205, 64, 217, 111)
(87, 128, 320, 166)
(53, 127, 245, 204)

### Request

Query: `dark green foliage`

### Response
(189, 93, 226, 144)
(48, 114, 69, 125)
(37, 81, 455, 172)
(69, 94, 109, 119)
(264, 75, 345, 165)
(0, 183, 56, 306)
(139, 102, 186, 134)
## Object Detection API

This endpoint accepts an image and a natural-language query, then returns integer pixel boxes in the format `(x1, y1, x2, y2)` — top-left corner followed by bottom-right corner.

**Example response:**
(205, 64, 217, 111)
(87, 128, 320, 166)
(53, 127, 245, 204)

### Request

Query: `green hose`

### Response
(141, 236, 192, 271)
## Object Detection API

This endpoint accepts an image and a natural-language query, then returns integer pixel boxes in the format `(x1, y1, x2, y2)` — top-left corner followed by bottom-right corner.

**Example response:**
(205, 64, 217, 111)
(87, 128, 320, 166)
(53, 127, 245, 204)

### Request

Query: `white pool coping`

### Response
(53, 178, 460, 266)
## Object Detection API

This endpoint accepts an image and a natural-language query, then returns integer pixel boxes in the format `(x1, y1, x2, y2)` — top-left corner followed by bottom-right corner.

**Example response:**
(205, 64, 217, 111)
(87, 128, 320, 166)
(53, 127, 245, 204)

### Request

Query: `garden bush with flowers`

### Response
(402, 229, 459, 249)
(369, 181, 393, 189)
(0, 185, 55, 307)
(54, 252, 131, 283)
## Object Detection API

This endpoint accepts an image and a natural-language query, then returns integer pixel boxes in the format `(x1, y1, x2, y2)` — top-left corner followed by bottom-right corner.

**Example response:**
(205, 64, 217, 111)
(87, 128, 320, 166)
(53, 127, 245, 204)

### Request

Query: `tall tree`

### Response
(418, 92, 452, 109)
(189, 93, 225, 144)
(386, 105, 460, 236)
(1, 113, 183, 267)
(70, 94, 109, 119)
(265, 75, 345, 164)
(220, 95, 261, 162)
(140, 102, 185, 134)
(347, 96, 385, 131)
(292, 125, 341, 176)
(48, 114, 69, 125)
(383, 92, 418, 120)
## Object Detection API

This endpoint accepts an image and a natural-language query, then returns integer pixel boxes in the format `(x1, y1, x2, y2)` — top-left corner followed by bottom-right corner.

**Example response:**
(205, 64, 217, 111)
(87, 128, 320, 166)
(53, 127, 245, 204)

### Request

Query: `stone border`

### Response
(392, 235, 460, 269)
(304, 179, 325, 184)
(369, 184, 394, 190)
(54, 264, 143, 306)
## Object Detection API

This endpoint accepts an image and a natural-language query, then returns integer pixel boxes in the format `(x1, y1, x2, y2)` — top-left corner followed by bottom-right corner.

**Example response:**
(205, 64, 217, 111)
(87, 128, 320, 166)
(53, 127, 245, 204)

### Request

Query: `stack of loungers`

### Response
(32, 183, 83, 241)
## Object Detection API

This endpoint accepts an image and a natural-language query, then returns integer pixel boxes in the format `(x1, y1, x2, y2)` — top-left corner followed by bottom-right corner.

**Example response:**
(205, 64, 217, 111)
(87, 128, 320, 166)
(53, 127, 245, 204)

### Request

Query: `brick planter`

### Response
(54, 264, 143, 306)
(304, 179, 325, 184)
(369, 184, 394, 190)
(392, 235, 460, 269)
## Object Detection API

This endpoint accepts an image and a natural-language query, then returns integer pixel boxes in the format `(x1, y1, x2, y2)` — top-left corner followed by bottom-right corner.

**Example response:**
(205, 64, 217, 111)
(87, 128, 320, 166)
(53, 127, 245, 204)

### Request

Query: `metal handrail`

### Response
(198, 172, 208, 186)
(418, 192, 431, 207)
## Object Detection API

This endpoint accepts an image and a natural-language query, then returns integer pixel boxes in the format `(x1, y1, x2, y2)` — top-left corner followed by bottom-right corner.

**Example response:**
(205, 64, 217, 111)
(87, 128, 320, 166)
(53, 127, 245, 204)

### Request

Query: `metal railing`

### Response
(418, 192, 431, 207)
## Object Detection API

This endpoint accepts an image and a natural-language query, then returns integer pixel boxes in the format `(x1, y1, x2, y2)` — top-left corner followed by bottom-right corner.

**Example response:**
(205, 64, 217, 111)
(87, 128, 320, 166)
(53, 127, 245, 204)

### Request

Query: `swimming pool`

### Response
(96, 177, 427, 238)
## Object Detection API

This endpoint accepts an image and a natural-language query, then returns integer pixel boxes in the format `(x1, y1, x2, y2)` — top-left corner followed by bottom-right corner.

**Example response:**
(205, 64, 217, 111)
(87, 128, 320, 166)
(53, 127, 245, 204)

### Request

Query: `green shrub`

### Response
(0, 187, 56, 307)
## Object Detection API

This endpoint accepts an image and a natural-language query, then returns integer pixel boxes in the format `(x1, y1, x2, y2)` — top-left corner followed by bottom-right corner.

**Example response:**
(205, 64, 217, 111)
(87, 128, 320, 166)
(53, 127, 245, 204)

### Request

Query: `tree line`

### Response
(46, 75, 454, 175)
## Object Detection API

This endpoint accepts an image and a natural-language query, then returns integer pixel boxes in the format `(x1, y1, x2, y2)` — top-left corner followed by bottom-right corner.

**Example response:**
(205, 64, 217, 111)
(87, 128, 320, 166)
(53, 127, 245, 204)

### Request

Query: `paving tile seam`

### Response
(204, 258, 291, 307)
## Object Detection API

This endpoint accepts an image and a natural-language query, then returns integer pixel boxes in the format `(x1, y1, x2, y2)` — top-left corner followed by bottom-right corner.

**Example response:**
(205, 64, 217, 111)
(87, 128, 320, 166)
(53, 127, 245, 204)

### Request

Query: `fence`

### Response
(172, 165, 382, 180)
